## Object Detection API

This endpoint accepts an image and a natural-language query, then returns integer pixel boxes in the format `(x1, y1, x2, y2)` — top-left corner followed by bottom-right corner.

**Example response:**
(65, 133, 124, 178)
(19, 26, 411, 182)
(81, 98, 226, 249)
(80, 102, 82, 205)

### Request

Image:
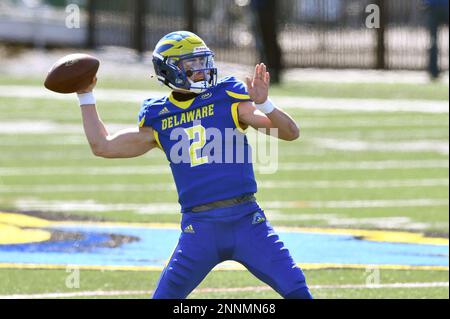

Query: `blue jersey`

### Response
(138, 77, 258, 212)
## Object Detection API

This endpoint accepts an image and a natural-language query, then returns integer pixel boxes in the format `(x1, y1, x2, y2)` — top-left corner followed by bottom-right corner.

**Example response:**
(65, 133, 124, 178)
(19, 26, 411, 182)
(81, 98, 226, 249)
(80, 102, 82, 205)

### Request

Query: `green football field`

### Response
(0, 75, 448, 298)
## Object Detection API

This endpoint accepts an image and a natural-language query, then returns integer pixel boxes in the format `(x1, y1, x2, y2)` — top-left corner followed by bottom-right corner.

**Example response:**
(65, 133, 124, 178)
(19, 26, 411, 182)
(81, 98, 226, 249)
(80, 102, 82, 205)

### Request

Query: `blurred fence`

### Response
(0, 0, 448, 70)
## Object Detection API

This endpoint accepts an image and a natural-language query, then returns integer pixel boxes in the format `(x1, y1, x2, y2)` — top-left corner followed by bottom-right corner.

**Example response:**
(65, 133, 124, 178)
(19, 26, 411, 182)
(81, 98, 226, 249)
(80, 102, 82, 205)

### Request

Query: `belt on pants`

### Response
(190, 194, 256, 213)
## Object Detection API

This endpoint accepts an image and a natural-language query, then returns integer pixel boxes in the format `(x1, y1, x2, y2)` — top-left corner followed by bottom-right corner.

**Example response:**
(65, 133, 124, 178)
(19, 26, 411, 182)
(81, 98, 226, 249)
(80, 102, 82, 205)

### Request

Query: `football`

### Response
(44, 53, 100, 94)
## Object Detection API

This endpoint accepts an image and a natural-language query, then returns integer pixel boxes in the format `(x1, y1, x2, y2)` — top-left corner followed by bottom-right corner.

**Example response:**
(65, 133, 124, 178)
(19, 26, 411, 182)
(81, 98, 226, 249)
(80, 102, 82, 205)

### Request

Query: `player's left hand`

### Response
(246, 63, 270, 104)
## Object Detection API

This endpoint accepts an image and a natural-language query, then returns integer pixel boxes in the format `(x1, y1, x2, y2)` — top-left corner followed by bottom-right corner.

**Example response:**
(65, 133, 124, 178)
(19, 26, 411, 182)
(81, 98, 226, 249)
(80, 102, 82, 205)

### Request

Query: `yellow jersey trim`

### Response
(138, 116, 146, 128)
(168, 93, 196, 110)
(153, 129, 163, 150)
(226, 90, 251, 101)
(231, 102, 246, 133)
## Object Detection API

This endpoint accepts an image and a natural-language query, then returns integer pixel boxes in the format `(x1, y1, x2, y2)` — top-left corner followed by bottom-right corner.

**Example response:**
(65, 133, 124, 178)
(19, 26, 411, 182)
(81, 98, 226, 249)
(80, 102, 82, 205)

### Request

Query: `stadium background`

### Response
(0, 0, 448, 299)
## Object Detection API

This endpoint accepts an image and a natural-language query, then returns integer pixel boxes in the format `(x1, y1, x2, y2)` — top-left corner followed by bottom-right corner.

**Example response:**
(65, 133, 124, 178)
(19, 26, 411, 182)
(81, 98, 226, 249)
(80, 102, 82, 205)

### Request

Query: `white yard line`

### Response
(0, 121, 129, 135)
(0, 290, 152, 299)
(0, 183, 176, 193)
(0, 165, 171, 176)
(0, 282, 447, 299)
(0, 135, 88, 145)
(11, 198, 448, 215)
(314, 138, 449, 155)
(0, 129, 448, 144)
(283, 68, 449, 84)
(265, 213, 436, 230)
(278, 96, 449, 113)
(314, 129, 449, 140)
(0, 160, 448, 176)
(0, 179, 448, 193)
(263, 199, 449, 209)
(259, 178, 449, 189)
(311, 282, 450, 289)
(301, 119, 449, 128)
(0, 152, 97, 161)
(278, 160, 449, 170)
(0, 85, 448, 113)
(13, 199, 180, 214)
(0, 120, 448, 136)
(6, 198, 447, 229)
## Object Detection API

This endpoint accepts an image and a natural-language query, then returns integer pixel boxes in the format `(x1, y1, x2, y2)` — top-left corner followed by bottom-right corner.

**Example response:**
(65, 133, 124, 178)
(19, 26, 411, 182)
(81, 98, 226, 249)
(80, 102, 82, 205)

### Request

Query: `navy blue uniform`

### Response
(139, 76, 256, 212)
(138, 77, 312, 299)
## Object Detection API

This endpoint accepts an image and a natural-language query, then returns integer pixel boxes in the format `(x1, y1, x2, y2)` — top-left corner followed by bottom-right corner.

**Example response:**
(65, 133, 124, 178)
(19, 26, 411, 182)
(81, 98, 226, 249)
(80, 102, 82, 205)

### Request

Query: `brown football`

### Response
(44, 53, 100, 94)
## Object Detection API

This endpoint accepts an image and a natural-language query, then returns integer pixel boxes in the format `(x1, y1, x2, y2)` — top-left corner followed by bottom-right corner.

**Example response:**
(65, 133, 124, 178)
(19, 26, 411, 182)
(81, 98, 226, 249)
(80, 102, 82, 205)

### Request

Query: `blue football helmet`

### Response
(152, 31, 218, 94)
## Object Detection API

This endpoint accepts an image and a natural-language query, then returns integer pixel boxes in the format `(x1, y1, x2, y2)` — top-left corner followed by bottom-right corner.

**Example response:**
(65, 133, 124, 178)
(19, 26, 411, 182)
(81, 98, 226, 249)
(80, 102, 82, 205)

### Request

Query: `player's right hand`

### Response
(77, 76, 97, 94)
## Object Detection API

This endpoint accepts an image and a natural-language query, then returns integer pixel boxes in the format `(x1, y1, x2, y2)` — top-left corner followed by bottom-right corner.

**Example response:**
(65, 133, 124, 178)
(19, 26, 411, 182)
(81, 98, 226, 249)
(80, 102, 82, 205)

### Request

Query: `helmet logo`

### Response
(193, 46, 208, 53)
(200, 92, 212, 100)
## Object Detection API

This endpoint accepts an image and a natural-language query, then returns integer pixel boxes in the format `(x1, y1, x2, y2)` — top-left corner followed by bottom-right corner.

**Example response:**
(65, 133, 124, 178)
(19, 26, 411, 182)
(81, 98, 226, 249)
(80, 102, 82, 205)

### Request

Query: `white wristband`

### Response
(77, 92, 96, 106)
(255, 98, 275, 114)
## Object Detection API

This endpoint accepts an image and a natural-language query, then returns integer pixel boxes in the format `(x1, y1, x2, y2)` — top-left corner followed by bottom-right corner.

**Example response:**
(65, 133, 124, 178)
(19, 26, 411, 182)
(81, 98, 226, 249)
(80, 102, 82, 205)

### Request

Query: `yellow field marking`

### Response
(277, 226, 449, 246)
(1, 211, 447, 246)
(0, 212, 52, 244)
(0, 224, 51, 245)
(49, 220, 181, 229)
(0, 212, 50, 227)
(50, 220, 449, 246)
(0, 212, 449, 251)
(298, 263, 449, 271)
(0, 262, 447, 272)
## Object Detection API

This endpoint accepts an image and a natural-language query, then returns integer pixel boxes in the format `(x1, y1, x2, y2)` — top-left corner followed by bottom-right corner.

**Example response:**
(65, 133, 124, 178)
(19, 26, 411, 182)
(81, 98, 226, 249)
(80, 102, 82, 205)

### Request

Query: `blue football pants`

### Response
(152, 203, 312, 299)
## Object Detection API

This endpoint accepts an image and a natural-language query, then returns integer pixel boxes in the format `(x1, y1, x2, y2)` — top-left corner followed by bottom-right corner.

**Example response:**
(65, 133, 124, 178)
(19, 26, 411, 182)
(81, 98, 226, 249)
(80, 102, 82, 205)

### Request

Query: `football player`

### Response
(76, 31, 312, 299)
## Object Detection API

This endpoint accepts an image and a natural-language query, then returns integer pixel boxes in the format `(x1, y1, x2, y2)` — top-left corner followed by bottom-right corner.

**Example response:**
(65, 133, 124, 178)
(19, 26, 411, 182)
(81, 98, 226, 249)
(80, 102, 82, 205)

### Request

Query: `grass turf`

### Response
(0, 77, 448, 298)
(0, 75, 448, 100)
(0, 268, 447, 299)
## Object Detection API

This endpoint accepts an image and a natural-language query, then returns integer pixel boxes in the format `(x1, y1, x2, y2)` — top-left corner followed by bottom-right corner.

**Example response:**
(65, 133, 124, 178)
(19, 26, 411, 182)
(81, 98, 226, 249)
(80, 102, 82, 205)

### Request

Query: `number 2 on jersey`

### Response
(184, 124, 208, 167)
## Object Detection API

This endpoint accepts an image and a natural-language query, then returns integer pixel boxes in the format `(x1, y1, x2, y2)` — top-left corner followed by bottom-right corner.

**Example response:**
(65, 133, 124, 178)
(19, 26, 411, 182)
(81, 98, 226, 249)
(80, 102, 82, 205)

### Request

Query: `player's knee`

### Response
(284, 286, 313, 299)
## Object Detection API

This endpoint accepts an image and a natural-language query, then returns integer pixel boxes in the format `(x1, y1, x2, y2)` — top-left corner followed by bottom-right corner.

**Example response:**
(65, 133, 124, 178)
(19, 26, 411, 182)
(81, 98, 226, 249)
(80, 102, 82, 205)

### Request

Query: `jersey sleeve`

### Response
(218, 77, 252, 133)
(223, 76, 252, 102)
(137, 99, 157, 128)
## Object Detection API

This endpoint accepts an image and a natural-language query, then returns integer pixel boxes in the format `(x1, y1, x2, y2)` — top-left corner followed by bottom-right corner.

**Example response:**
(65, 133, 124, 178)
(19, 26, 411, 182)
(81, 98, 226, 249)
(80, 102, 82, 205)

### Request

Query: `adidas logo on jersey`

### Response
(183, 224, 195, 233)
(252, 212, 266, 224)
(158, 107, 170, 115)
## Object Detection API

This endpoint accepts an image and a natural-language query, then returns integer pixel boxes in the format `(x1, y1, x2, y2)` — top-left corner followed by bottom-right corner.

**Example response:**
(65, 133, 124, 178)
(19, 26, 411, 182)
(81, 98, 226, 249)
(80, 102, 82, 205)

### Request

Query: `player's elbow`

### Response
(291, 126, 300, 141)
(90, 142, 109, 158)
(284, 124, 300, 141)
(91, 146, 106, 157)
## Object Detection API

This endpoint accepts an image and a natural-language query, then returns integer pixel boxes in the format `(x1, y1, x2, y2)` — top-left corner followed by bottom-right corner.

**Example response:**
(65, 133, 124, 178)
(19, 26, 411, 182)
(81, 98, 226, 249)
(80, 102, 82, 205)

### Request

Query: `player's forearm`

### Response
(80, 105, 155, 158)
(80, 105, 111, 155)
(266, 108, 300, 141)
